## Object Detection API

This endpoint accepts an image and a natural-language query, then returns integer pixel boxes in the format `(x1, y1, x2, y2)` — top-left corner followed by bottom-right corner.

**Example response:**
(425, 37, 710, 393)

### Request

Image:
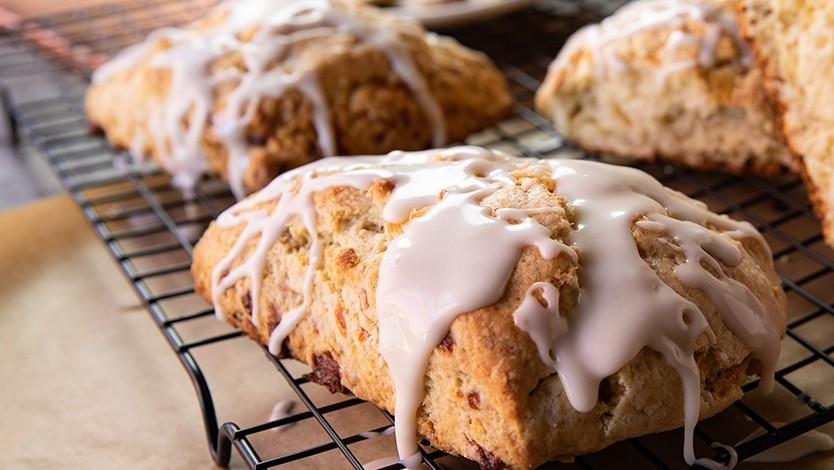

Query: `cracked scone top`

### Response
(192, 146, 787, 469)
(85, 0, 511, 198)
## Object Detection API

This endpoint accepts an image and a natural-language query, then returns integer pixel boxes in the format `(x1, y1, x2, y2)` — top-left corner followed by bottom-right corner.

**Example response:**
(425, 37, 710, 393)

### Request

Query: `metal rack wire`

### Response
(0, 0, 832, 468)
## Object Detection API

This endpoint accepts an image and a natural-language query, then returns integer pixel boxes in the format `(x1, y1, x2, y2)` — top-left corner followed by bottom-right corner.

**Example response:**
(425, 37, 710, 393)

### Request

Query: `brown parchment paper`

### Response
(0, 195, 216, 468)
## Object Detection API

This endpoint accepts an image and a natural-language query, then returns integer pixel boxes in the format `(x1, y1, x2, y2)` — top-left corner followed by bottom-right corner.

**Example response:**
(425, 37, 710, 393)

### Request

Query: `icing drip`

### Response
(518, 159, 779, 464)
(512, 282, 568, 365)
(662, 215, 781, 393)
(93, 0, 445, 199)
(554, 0, 753, 82)
(208, 146, 781, 467)
(692, 442, 739, 469)
(376, 161, 575, 458)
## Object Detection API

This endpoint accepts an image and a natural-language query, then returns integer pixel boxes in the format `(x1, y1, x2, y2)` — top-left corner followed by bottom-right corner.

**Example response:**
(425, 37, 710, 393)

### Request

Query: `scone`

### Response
(85, 0, 512, 198)
(192, 145, 787, 469)
(735, 0, 834, 248)
(535, 0, 795, 176)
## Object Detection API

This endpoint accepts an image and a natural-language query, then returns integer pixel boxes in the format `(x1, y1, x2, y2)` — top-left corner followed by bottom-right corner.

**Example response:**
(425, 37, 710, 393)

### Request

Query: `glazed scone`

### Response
(192, 146, 787, 469)
(735, 0, 834, 248)
(85, 0, 512, 198)
(535, 0, 795, 176)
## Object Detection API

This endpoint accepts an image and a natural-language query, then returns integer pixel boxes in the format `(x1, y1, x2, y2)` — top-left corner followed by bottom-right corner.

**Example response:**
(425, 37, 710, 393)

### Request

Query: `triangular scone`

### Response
(535, 0, 794, 176)
(735, 0, 834, 247)
(85, 0, 511, 198)
(193, 146, 787, 469)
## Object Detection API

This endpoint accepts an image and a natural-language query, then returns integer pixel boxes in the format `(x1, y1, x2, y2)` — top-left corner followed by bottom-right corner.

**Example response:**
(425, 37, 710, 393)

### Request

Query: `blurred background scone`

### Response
(535, 0, 794, 176)
(85, 0, 512, 198)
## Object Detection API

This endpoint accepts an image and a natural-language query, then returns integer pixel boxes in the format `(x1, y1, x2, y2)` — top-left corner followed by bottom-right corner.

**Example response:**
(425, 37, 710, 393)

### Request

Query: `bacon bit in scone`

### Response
(246, 133, 267, 146)
(334, 304, 347, 334)
(438, 333, 455, 353)
(240, 290, 252, 315)
(304, 352, 349, 394)
(468, 439, 507, 470)
(338, 247, 359, 270)
(267, 303, 282, 330)
(358, 327, 370, 343)
(467, 391, 481, 410)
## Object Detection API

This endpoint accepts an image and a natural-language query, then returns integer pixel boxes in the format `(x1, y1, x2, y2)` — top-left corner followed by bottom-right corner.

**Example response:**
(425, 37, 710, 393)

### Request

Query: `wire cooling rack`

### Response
(1, 0, 833, 468)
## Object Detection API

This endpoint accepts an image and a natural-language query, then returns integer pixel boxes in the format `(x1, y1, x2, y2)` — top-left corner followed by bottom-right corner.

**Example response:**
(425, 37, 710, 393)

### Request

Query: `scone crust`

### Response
(192, 159, 787, 469)
(734, 0, 834, 246)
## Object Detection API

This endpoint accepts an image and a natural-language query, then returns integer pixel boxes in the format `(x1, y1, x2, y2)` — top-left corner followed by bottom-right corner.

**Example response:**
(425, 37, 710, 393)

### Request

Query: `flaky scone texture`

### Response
(735, 0, 834, 247)
(85, 1, 511, 194)
(192, 150, 786, 469)
(535, 0, 794, 176)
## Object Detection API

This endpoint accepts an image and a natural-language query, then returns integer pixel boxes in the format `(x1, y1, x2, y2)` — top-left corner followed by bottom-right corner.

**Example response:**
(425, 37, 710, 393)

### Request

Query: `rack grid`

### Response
(1, 1, 832, 469)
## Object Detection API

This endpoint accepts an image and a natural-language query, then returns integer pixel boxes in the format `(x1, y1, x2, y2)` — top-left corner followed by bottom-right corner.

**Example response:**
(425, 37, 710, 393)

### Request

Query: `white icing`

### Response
(208, 146, 781, 468)
(738, 424, 834, 463)
(94, 0, 445, 199)
(512, 282, 568, 365)
(553, 0, 753, 83)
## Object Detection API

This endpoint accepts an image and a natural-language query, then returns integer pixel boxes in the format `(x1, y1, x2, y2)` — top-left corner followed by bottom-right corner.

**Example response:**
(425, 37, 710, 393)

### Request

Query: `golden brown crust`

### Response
(734, 0, 834, 247)
(85, 4, 512, 193)
(535, 0, 795, 177)
(191, 158, 786, 469)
